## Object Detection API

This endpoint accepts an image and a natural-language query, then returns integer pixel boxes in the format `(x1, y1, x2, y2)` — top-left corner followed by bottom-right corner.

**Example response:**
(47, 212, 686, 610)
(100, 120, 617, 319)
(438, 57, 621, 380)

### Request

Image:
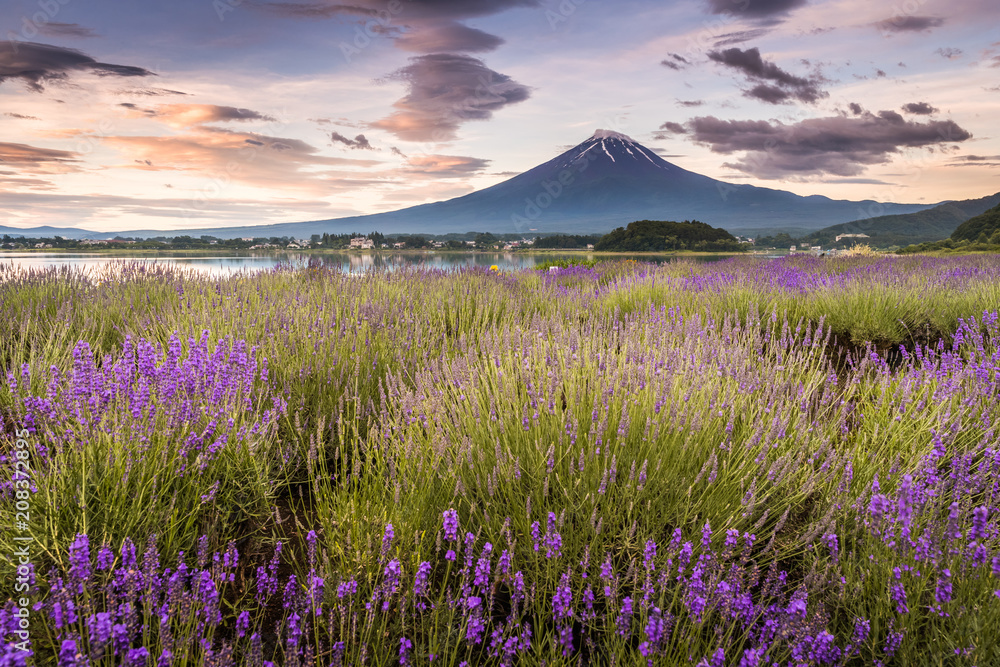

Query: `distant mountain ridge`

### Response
(2, 130, 942, 239)
(800, 192, 1000, 247)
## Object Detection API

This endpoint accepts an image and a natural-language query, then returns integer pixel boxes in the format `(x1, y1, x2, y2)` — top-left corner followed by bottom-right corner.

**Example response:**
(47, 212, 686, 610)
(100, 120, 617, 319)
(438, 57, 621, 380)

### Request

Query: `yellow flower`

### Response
(489, 265, 499, 272)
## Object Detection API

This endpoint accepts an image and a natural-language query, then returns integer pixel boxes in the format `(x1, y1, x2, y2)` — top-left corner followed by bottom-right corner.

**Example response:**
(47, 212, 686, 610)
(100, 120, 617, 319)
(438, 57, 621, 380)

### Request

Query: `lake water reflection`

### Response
(0, 251, 748, 276)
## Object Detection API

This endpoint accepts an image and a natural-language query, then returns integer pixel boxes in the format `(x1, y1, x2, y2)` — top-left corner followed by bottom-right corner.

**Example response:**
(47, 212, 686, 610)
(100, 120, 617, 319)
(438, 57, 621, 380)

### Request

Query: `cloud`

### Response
(874, 16, 945, 33)
(0, 141, 81, 190)
(120, 104, 277, 128)
(37, 22, 99, 38)
(707, 47, 826, 104)
(331, 132, 376, 150)
(658, 121, 688, 135)
(684, 111, 972, 178)
(404, 154, 490, 177)
(944, 154, 1000, 168)
(395, 22, 504, 53)
(712, 28, 773, 47)
(0, 141, 80, 170)
(116, 87, 189, 97)
(259, 0, 538, 21)
(704, 0, 807, 18)
(935, 47, 963, 60)
(0, 42, 154, 92)
(390, 146, 407, 158)
(848, 102, 864, 115)
(371, 54, 530, 141)
(901, 102, 938, 115)
(102, 128, 384, 193)
(0, 190, 350, 228)
(255, 2, 379, 19)
(820, 177, 896, 185)
(676, 99, 704, 107)
(3, 112, 40, 120)
(660, 53, 690, 70)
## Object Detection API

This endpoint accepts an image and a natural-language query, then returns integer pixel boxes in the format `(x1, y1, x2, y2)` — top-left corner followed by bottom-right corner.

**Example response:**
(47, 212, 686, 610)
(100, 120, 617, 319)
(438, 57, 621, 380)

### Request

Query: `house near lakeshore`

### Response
(350, 237, 375, 249)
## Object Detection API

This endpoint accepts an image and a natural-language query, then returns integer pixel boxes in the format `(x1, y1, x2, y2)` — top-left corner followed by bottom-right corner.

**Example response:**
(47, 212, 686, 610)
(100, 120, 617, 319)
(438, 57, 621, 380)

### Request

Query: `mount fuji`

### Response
(8, 131, 937, 239)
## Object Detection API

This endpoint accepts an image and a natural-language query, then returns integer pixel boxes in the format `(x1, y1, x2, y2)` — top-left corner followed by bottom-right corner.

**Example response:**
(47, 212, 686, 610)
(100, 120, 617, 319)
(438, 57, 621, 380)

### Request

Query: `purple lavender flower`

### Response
(127, 647, 150, 667)
(236, 610, 251, 638)
(883, 626, 905, 657)
(381, 524, 395, 559)
(616, 596, 633, 636)
(88, 611, 113, 648)
(552, 572, 573, 621)
(935, 568, 952, 604)
(443, 509, 459, 542)
(283, 574, 298, 611)
(530, 521, 541, 553)
(851, 617, 870, 645)
(409, 561, 431, 600)
(540, 513, 562, 558)
(823, 533, 839, 562)
(474, 544, 492, 588)
(336, 579, 357, 599)
(308, 574, 325, 614)
(96, 546, 114, 571)
(382, 559, 402, 610)
(58, 640, 81, 667)
(738, 648, 763, 667)
(971, 506, 989, 541)
(643, 540, 656, 569)
(497, 549, 511, 576)
(67, 534, 91, 592)
(399, 637, 413, 666)
(638, 606, 666, 660)
(465, 596, 485, 645)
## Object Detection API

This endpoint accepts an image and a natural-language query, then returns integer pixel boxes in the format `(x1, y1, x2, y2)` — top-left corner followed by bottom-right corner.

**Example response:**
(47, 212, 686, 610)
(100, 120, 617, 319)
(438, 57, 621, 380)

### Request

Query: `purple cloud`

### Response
(902, 102, 938, 115)
(704, 0, 807, 18)
(683, 110, 972, 178)
(707, 47, 826, 104)
(371, 54, 530, 141)
(0, 42, 153, 92)
(875, 15, 945, 33)
(37, 22, 99, 38)
(395, 22, 504, 53)
(331, 132, 376, 150)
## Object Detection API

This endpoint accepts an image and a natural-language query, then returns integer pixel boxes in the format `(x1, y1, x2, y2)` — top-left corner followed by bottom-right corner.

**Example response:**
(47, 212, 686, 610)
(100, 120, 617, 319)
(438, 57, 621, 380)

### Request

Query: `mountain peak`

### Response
(591, 129, 635, 142)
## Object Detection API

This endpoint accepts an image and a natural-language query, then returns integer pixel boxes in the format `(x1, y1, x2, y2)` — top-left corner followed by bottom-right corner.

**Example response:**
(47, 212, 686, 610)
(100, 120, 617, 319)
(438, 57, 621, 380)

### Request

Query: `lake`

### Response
(0, 251, 754, 276)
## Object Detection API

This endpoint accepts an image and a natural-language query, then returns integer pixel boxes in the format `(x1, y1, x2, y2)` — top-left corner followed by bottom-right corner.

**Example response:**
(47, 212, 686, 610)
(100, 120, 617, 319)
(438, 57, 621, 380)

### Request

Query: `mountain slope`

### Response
(800, 192, 1000, 247)
(2, 130, 939, 239)
(951, 202, 1000, 242)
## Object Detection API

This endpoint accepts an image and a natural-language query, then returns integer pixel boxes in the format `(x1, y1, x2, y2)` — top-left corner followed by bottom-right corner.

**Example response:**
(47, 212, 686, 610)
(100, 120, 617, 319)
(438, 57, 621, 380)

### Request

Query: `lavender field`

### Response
(2, 255, 1000, 666)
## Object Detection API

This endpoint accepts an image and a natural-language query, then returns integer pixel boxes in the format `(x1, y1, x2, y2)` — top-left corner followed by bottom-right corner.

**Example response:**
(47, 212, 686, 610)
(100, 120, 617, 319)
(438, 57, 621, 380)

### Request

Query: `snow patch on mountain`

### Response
(591, 129, 635, 142)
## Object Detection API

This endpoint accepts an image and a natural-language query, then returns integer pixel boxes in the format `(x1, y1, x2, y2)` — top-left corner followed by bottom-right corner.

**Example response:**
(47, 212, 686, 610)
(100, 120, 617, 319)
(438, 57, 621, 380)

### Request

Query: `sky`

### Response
(1, 0, 998, 233)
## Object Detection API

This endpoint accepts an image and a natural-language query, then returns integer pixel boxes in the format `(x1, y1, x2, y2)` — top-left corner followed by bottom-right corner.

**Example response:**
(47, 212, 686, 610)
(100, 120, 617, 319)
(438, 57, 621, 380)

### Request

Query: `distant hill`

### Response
(950, 202, 1000, 243)
(595, 219, 743, 252)
(799, 192, 1000, 248)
